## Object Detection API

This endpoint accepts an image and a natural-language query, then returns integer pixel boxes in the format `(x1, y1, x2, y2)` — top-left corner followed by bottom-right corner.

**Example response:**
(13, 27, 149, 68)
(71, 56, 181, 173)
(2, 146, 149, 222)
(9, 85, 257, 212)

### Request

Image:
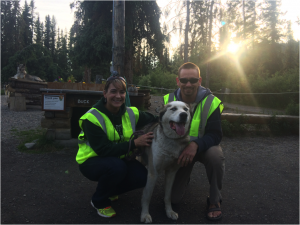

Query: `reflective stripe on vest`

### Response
(190, 94, 214, 140)
(76, 107, 138, 164)
(78, 107, 136, 145)
(168, 93, 175, 103)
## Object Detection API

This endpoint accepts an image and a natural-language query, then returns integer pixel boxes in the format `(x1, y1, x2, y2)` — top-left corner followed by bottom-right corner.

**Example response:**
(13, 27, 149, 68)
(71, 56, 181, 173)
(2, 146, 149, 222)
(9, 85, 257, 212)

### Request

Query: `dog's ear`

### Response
(159, 106, 166, 122)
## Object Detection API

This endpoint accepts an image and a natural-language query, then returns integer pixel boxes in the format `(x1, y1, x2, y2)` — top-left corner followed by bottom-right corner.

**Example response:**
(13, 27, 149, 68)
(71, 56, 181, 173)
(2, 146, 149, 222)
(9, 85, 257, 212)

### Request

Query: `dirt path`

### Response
(1, 136, 298, 223)
(1, 95, 299, 224)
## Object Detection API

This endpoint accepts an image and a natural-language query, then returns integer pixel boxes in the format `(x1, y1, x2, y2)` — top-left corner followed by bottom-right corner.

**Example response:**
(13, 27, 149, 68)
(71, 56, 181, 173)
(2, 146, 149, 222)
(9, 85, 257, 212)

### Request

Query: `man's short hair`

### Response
(178, 62, 201, 78)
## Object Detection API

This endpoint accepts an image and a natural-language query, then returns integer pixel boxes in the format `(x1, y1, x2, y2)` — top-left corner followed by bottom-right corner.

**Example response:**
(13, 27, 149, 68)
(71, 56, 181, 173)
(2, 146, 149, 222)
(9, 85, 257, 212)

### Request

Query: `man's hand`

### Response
(134, 132, 154, 148)
(178, 142, 198, 167)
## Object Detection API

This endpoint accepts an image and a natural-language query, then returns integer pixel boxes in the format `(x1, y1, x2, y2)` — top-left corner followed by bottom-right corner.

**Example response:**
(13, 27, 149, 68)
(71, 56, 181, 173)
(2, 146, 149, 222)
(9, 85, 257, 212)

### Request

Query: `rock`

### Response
(25, 143, 36, 149)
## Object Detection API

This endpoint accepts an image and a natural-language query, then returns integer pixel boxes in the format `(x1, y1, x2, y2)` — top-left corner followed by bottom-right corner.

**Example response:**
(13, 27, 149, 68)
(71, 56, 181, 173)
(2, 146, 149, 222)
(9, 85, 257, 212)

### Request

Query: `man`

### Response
(163, 62, 225, 221)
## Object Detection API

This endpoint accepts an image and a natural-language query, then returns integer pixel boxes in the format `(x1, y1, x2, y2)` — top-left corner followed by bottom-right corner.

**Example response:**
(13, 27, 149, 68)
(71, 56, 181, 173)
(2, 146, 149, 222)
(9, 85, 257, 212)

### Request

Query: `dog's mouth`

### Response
(169, 121, 186, 136)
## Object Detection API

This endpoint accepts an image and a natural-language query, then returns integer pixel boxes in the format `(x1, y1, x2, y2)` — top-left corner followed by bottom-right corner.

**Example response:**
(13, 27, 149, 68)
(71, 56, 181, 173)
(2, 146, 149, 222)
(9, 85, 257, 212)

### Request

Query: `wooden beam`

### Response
(7, 85, 41, 94)
(41, 118, 71, 129)
(9, 97, 26, 111)
(221, 113, 299, 124)
(40, 88, 104, 95)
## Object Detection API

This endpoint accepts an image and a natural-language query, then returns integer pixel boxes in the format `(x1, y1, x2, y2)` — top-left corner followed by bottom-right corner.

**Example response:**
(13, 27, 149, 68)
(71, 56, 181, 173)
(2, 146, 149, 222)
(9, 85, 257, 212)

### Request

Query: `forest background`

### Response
(1, 0, 299, 114)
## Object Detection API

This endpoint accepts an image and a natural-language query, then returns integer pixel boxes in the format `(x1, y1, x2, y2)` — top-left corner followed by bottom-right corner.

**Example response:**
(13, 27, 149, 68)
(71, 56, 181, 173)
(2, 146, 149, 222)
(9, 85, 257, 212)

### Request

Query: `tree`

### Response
(1, 44, 56, 82)
(260, 0, 285, 44)
(29, 0, 35, 42)
(70, 1, 164, 83)
(50, 15, 56, 59)
(259, 0, 285, 74)
(21, 0, 33, 47)
(43, 15, 51, 51)
(283, 21, 298, 69)
(184, 0, 190, 62)
(34, 14, 43, 44)
(205, 0, 214, 88)
(57, 29, 69, 80)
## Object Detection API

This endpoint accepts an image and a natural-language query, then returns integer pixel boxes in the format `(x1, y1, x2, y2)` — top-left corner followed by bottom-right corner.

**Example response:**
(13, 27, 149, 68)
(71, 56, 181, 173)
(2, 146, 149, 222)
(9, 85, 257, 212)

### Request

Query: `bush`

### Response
(137, 66, 178, 94)
(285, 100, 299, 116)
(221, 115, 249, 137)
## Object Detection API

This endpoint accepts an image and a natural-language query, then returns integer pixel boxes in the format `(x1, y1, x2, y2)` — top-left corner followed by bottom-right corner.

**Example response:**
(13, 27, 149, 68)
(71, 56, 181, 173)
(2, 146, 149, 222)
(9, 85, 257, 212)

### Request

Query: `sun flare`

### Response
(227, 43, 239, 53)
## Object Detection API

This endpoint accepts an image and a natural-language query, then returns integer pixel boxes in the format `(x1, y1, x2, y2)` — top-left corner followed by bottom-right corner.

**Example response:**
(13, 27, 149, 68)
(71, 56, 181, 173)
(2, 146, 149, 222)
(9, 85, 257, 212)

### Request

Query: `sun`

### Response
(227, 43, 239, 53)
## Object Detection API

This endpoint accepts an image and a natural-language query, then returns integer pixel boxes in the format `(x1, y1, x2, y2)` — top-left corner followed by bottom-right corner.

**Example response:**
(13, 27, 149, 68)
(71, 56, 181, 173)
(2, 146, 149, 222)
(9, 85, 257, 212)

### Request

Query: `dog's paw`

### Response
(166, 210, 178, 220)
(141, 213, 152, 223)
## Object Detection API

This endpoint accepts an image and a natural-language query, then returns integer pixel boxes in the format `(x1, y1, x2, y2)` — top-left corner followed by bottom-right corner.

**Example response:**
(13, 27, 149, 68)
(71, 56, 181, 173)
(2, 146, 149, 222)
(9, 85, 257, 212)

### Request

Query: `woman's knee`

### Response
(106, 157, 128, 179)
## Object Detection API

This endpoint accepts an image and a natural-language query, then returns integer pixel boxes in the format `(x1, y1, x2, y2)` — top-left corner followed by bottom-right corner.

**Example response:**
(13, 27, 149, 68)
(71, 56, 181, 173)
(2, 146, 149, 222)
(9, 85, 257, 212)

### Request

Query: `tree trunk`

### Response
(205, 0, 214, 88)
(113, 0, 125, 77)
(124, 45, 133, 84)
(84, 67, 91, 83)
(243, 0, 245, 40)
(252, 2, 256, 49)
(184, 0, 190, 63)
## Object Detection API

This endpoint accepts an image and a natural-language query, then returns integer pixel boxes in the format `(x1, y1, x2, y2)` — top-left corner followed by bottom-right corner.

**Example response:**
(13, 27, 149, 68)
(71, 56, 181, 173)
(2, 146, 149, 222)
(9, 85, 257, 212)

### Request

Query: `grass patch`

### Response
(11, 128, 64, 153)
(1, 89, 5, 95)
(285, 100, 299, 116)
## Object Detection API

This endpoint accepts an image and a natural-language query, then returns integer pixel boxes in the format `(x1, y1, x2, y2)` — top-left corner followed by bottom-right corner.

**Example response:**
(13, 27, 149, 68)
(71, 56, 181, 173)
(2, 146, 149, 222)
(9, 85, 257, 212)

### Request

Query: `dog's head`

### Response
(159, 101, 192, 139)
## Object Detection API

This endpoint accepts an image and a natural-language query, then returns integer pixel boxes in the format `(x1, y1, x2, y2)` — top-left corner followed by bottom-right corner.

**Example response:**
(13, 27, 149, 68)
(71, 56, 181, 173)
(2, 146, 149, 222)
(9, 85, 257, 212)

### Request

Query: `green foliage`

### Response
(137, 66, 177, 94)
(221, 115, 248, 137)
(10, 128, 63, 153)
(67, 75, 76, 83)
(220, 67, 299, 110)
(285, 100, 299, 116)
(222, 114, 299, 137)
(1, 44, 53, 82)
(267, 115, 298, 135)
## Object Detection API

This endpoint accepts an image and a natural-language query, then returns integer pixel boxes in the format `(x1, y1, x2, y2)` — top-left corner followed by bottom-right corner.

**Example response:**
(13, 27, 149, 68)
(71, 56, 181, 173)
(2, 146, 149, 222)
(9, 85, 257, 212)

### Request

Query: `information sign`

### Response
(42, 93, 66, 111)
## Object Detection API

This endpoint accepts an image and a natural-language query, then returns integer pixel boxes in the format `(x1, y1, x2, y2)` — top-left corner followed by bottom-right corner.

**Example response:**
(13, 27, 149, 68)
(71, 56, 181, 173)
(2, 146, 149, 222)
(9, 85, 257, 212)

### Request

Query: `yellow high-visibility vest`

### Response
(76, 107, 139, 164)
(164, 93, 223, 140)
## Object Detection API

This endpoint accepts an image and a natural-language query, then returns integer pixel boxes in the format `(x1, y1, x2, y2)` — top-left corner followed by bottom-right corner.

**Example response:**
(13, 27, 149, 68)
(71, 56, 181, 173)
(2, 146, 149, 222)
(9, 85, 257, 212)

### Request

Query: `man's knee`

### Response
(204, 145, 225, 167)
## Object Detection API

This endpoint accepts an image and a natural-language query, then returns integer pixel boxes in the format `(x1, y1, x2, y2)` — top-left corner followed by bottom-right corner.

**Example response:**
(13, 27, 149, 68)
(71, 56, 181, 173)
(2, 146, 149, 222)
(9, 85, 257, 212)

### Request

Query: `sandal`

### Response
(206, 196, 223, 221)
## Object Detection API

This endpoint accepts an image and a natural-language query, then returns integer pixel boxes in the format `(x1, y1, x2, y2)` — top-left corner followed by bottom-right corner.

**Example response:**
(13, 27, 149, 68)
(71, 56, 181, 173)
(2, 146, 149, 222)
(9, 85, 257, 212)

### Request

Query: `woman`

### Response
(76, 76, 157, 218)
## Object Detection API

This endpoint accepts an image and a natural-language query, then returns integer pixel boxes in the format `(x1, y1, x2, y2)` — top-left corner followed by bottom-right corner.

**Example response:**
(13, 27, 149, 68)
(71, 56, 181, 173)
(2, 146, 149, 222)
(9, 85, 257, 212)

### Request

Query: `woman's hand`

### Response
(134, 132, 154, 148)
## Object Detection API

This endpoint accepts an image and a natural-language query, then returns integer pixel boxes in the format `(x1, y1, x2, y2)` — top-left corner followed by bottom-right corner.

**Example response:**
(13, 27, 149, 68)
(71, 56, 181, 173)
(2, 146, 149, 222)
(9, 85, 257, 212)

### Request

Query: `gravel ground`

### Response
(1, 95, 299, 224)
(1, 95, 44, 141)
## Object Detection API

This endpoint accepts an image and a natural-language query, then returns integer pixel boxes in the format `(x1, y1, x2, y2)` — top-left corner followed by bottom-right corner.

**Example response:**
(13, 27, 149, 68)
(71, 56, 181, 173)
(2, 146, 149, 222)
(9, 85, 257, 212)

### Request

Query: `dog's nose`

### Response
(179, 112, 188, 122)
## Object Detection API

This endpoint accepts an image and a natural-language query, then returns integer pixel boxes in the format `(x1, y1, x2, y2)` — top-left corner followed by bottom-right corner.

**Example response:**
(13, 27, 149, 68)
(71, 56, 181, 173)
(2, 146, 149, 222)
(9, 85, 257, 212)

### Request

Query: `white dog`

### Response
(140, 101, 192, 223)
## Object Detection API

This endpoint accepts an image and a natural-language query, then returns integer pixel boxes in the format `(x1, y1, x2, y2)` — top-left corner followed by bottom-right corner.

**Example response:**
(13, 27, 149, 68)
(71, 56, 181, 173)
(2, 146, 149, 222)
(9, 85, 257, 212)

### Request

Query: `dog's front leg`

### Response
(164, 167, 180, 220)
(141, 173, 157, 223)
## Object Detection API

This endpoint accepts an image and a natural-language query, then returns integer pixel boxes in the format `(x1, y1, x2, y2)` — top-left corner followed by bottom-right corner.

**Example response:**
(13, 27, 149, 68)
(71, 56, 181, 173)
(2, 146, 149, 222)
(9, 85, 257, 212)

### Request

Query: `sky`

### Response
(20, 0, 299, 42)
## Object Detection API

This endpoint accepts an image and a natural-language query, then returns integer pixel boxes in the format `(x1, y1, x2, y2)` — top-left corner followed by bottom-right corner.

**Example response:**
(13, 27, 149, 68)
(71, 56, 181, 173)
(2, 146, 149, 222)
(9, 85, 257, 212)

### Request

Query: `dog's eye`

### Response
(183, 107, 188, 111)
(170, 107, 177, 111)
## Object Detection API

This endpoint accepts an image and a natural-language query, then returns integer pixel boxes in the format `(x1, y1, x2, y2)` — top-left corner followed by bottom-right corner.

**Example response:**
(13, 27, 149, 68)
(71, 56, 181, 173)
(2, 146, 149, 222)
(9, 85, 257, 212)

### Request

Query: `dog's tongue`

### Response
(171, 122, 185, 136)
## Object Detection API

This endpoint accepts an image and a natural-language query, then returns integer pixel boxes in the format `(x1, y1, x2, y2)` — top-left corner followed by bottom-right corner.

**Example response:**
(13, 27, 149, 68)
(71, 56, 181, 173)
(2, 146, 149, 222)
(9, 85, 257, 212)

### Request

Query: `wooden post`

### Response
(9, 96, 26, 111)
(113, 0, 125, 77)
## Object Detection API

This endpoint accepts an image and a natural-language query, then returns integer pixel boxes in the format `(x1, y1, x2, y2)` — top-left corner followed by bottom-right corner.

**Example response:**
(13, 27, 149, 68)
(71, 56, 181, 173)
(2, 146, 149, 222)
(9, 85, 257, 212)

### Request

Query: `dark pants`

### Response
(171, 145, 225, 205)
(79, 156, 148, 208)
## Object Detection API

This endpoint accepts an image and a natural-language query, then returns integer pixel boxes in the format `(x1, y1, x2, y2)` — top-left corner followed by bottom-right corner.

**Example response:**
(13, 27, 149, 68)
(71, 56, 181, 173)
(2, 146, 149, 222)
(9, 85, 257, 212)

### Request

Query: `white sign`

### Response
(43, 94, 65, 111)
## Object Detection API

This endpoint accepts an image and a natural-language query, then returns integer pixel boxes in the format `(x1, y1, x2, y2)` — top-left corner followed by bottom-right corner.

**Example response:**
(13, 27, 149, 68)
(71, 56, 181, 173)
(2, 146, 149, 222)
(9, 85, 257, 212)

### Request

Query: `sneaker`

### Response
(90, 201, 116, 218)
(109, 195, 118, 202)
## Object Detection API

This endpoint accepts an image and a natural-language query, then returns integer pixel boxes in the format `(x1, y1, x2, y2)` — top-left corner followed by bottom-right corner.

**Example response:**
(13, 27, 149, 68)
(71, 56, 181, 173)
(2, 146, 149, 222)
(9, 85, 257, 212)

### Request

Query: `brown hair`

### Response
(178, 62, 201, 78)
(104, 79, 126, 92)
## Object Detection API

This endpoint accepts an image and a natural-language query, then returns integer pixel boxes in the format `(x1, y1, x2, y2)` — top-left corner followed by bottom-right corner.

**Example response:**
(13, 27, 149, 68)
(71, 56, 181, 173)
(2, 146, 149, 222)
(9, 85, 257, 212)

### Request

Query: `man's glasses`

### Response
(179, 78, 199, 84)
(106, 76, 126, 82)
